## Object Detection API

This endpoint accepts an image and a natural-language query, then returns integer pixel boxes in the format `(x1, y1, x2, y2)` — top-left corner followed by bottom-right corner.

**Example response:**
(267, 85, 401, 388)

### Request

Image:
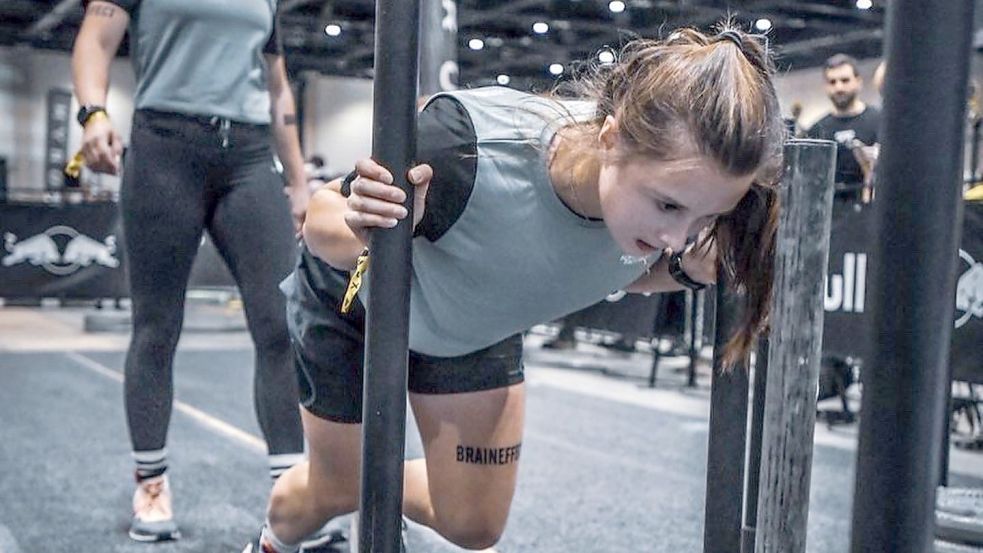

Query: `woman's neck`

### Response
(549, 129, 603, 220)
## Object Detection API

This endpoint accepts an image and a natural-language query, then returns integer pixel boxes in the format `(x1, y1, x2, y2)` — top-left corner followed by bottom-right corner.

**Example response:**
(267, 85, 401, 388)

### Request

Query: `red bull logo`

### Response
(955, 249, 982, 329)
(825, 253, 867, 313)
(2, 225, 118, 275)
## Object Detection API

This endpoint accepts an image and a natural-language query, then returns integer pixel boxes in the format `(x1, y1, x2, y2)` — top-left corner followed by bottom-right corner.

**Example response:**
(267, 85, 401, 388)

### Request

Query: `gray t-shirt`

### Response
(92, 0, 280, 124)
(403, 87, 657, 356)
(285, 87, 660, 357)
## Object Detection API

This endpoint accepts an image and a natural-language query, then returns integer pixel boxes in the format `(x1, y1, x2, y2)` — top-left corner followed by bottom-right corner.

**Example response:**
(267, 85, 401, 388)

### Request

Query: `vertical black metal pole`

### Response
(648, 343, 662, 388)
(849, 2, 973, 552)
(359, 1, 420, 552)
(755, 139, 835, 553)
(687, 290, 699, 387)
(648, 295, 664, 388)
(939, 373, 952, 488)
(740, 335, 769, 553)
(703, 270, 750, 553)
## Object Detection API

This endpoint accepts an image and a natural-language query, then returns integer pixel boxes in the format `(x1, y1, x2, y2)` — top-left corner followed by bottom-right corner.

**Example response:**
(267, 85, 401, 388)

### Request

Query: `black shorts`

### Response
(285, 257, 525, 423)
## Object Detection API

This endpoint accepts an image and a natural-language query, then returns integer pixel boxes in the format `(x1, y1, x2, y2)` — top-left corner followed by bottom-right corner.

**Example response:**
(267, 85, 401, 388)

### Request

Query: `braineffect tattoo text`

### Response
(456, 443, 522, 465)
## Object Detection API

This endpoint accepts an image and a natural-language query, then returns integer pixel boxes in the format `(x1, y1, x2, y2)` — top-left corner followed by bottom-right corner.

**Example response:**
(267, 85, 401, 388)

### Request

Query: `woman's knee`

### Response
(268, 470, 358, 523)
(244, 303, 291, 354)
(130, 311, 183, 352)
(311, 483, 358, 520)
(436, 511, 507, 550)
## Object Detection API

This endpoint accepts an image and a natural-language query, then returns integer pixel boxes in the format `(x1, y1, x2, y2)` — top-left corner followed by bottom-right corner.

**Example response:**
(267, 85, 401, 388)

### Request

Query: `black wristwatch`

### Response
(76, 104, 107, 127)
(668, 251, 707, 291)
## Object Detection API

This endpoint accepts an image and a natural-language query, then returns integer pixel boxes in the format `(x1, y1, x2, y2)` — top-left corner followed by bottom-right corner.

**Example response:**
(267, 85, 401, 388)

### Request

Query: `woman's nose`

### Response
(658, 228, 688, 254)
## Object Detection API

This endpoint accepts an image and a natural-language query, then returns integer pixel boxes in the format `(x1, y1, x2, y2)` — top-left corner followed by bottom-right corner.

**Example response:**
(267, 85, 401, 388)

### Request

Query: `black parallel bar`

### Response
(703, 269, 750, 553)
(359, 0, 420, 551)
(940, 352, 955, 488)
(648, 343, 662, 388)
(740, 335, 769, 553)
(687, 291, 700, 387)
(849, 1, 973, 552)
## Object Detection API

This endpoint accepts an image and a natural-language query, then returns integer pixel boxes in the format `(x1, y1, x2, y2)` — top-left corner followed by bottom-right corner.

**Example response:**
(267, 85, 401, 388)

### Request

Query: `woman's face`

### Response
(596, 117, 754, 257)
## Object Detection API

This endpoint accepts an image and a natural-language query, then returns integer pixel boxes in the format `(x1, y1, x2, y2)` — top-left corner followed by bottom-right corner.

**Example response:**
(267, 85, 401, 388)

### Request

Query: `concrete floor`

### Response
(0, 305, 981, 553)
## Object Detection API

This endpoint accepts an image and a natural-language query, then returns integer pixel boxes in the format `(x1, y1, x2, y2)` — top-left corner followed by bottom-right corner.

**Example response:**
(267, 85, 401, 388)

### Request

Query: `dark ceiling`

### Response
(0, 0, 886, 88)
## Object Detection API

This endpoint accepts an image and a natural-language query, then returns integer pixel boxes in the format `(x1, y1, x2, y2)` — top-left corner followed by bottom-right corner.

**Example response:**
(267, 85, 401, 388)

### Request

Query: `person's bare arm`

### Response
(265, 53, 309, 231)
(303, 179, 365, 270)
(71, 1, 129, 173)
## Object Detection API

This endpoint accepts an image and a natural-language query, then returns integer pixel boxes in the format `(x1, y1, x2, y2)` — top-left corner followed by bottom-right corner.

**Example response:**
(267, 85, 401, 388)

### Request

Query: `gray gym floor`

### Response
(1, 306, 981, 553)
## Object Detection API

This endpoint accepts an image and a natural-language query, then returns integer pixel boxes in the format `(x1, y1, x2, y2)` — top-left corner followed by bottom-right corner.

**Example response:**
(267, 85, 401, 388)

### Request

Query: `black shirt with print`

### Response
(806, 106, 881, 186)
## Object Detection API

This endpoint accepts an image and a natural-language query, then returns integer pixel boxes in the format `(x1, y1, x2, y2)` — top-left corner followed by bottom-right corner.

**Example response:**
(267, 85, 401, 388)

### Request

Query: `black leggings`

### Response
(120, 109, 303, 456)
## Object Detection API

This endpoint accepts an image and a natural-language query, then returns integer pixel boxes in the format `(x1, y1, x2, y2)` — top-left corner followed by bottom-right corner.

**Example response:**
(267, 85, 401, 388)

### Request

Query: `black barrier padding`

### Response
(823, 200, 983, 385)
(952, 202, 983, 384)
(0, 202, 125, 299)
(0, 202, 239, 301)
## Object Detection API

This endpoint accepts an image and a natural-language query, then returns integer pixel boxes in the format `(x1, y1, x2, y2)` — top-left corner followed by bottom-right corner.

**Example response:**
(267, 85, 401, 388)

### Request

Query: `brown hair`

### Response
(557, 26, 785, 368)
(825, 53, 860, 77)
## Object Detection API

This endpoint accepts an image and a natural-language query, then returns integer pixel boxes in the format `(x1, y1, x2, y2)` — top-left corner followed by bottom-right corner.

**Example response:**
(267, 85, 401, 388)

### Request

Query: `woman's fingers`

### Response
(350, 176, 406, 204)
(355, 158, 394, 185)
(345, 159, 433, 234)
(347, 193, 408, 220)
(408, 164, 433, 186)
(344, 210, 398, 230)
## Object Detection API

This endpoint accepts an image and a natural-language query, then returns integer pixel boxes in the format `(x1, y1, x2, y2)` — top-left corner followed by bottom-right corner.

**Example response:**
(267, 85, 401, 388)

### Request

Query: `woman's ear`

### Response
(598, 115, 620, 152)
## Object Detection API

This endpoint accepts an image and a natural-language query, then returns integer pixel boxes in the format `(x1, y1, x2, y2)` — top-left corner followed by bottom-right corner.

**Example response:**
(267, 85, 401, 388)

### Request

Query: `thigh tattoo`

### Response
(456, 443, 522, 466)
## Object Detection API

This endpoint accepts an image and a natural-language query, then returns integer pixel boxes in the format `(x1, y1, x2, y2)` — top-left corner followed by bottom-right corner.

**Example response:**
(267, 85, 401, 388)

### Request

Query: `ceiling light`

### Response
(469, 38, 485, 50)
(856, 0, 872, 9)
(324, 24, 341, 36)
(608, 1, 626, 13)
(755, 18, 772, 32)
(549, 63, 565, 76)
(497, 74, 511, 85)
(598, 49, 615, 64)
(533, 21, 550, 34)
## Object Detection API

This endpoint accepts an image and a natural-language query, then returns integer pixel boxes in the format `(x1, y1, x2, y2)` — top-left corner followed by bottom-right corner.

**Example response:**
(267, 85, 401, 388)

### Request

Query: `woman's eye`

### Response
(658, 201, 680, 212)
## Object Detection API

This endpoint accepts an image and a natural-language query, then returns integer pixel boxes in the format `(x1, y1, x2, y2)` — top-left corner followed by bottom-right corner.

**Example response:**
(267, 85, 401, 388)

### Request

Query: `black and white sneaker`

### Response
(129, 475, 180, 542)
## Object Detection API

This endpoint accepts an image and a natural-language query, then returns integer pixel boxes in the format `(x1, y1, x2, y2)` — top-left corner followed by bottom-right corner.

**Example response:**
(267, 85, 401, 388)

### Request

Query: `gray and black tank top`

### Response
(288, 86, 659, 356)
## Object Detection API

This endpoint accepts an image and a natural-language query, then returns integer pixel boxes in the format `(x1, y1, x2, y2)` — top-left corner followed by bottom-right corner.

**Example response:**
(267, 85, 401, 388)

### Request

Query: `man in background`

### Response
(806, 54, 881, 202)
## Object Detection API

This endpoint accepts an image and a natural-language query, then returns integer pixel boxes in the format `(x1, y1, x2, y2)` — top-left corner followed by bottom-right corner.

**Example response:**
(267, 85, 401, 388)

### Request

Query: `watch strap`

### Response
(77, 105, 107, 127)
(668, 251, 707, 291)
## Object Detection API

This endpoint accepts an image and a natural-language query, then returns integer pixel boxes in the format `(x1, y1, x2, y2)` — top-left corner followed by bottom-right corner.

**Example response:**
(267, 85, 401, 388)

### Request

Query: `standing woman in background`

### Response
(72, 0, 310, 542)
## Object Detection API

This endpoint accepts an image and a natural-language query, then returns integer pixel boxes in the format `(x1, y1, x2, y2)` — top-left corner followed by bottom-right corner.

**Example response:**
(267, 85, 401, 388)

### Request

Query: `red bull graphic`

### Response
(2, 225, 118, 276)
(2, 233, 60, 267)
(825, 253, 867, 313)
(955, 248, 982, 329)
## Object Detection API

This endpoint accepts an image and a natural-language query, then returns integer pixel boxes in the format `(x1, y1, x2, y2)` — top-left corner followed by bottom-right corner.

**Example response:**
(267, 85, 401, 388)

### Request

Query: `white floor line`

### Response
(64, 351, 265, 453)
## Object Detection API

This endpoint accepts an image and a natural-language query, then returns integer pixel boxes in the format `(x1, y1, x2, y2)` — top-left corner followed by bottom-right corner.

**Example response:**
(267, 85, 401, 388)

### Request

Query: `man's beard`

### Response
(831, 92, 857, 111)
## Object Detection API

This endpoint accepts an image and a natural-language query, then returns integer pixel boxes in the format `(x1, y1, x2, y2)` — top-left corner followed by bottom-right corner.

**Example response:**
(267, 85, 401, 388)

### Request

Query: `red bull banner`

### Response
(0, 202, 125, 299)
(1, 202, 238, 301)
(823, 200, 983, 384)
(951, 202, 983, 383)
